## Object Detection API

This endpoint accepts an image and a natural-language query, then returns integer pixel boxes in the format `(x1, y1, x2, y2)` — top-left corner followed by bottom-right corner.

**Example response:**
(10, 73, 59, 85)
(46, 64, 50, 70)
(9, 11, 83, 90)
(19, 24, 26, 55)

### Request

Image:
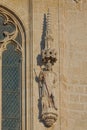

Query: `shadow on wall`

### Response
(37, 14, 47, 67)
(35, 14, 47, 122)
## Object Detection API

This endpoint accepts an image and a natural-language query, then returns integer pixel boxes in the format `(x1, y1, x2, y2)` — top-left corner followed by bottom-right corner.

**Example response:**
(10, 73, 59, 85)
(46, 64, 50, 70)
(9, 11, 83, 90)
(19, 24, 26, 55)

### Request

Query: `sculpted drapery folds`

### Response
(39, 63, 57, 111)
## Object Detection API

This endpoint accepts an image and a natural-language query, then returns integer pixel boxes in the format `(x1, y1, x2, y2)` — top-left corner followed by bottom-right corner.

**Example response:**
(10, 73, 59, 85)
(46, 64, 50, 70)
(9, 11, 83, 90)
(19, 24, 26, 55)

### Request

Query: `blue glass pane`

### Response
(2, 66, 20, 91)
(2, 44, 21, 65)
(2, 119, 20, 130)
(2, 44, 21, 130)
(2, 93, 20, 118)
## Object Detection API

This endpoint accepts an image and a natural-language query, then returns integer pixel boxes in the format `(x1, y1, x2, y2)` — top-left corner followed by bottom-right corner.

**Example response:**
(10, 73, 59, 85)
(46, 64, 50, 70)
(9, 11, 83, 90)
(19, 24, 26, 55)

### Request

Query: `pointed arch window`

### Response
(0, 5, 26, 130)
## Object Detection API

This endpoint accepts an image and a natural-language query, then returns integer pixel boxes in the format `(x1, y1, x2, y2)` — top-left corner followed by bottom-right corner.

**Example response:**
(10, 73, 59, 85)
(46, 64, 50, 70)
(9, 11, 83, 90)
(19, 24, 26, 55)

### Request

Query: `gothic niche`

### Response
(38, 10, 58, 127)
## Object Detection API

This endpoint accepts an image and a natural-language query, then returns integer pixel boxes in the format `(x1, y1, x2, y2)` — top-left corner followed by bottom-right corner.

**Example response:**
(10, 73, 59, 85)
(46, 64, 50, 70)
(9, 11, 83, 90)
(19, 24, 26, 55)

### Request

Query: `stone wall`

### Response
(60, 0, 87, 130)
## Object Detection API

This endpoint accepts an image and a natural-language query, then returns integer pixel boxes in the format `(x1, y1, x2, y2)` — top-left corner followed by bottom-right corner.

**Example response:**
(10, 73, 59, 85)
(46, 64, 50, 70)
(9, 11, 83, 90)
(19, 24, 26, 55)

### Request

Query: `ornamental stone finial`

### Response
(41, 10, 57, 67)
(45, 9, 53, 50)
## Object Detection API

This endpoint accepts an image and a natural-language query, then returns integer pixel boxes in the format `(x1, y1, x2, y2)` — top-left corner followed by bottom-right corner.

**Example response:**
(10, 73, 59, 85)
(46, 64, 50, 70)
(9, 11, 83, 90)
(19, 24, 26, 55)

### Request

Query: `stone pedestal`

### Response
(41, 108, 58, 127)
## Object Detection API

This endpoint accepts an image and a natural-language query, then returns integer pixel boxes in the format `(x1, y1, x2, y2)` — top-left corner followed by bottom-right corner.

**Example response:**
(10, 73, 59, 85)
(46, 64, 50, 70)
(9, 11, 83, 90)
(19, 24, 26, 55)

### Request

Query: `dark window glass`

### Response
(2, 44, 22, 130)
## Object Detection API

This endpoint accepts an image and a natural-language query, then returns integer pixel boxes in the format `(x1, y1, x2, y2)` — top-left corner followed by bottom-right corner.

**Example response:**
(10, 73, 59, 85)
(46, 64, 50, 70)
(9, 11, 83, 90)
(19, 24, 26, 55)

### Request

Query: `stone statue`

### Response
(38, 10, 58, 127)
(39, 63, 57, 111)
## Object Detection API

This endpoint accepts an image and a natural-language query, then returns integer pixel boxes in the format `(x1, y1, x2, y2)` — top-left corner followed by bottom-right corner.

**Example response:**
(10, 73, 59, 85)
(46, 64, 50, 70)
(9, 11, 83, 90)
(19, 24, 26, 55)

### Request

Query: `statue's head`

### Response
(46, 62, 52, 71)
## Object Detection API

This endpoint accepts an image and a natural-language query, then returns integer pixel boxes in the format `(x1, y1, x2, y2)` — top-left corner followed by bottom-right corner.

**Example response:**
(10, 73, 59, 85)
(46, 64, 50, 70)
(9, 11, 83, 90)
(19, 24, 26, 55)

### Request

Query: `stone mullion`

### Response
(22, 50, 26, 130)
